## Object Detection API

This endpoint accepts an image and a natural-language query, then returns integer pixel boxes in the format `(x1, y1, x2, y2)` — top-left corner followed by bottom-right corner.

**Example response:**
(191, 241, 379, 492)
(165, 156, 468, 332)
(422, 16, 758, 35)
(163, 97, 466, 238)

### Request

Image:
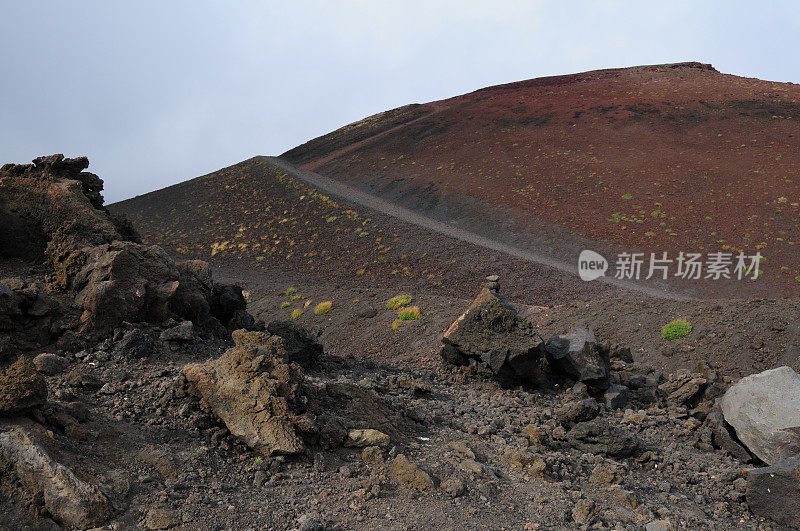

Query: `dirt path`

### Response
(266, 156, 691, 301)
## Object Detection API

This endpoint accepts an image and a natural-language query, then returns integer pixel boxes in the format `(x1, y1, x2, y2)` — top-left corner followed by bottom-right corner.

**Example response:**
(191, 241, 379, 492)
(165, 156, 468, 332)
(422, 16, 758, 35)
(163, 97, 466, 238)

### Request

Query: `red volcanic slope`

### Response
(282, 63, 800, 295)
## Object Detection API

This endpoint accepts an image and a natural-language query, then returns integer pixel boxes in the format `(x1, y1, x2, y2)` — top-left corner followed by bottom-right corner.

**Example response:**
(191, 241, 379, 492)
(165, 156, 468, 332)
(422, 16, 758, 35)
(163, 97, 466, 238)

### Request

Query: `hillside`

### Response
(283, 62, 800, 296)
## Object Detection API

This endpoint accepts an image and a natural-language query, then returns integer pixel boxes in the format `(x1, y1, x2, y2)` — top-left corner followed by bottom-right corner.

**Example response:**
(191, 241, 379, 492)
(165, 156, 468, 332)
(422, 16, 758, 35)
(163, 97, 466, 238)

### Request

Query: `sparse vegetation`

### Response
(315, 301, 332, 315)
(291, 309, 304, 320)
(290, 294, 301, 301)
(390, 319, 405, 330)
(397, 305, 421, 321)
(280, 301, 290, 309)
(661, 318, 692, 340)
(387, 294, 412, 310)
(285, 287, 296, 296)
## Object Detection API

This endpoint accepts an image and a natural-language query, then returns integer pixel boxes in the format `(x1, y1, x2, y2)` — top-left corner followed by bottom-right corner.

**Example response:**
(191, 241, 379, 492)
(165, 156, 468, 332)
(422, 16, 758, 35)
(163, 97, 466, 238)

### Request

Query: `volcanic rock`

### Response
(440, 287, 545, 386)
(544, 324, 611, 392)
(567, 418, 639, 457)
(160, 320, 194, 342)
(184, 330, 309, 456)
(721, 366, 800, 465)
(555, 398, 600, 429)
(746, 457, 800, 527)
(33, 353, 69, 375)
(0, 425, 111, 528)
(0, 357, 47, 415)
(391, 454, 434, 491)
(267, 320, 323, 368)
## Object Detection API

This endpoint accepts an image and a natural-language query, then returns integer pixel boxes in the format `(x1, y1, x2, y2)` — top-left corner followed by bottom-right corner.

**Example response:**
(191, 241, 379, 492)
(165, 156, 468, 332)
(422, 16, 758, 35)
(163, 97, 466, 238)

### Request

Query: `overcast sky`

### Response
(2, 1, 799, 203)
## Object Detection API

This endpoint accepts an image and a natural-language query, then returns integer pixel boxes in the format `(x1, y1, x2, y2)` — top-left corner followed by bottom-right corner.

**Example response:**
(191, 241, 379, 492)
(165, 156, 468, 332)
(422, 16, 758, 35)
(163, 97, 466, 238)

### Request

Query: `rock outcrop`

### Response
(0, 154, 258, 341)
(721, 366, 800, 465)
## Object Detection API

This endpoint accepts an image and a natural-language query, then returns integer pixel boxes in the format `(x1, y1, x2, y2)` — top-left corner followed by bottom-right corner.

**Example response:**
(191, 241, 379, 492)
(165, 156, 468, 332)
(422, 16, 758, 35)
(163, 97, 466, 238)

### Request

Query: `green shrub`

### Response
(285, 287, 296, 296)
(280, 301, 290, 309)
(291, 309, 304, 320)
(315, 301, 333, 315)
(662, 319, 692, 340)
(386, 294, 412, 310)
(397, 306, 421, 321)
(390, 319, 405, 330)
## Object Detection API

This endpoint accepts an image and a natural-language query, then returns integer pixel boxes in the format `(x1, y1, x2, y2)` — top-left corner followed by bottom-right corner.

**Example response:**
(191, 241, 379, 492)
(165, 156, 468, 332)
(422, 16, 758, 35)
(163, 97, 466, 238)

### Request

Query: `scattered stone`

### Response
(645, 520, 674, 531)
(721, 366, 800, 465)
(346, 428, 390, 448)
(544, 323, 610, 392)
(572, 498, 596, 525)
(567, 418, 639, 458)
(296, 512, 326, 531)
(391, 454, 434, 491)
(65, 366, 104, 390)
(160, 320, 194, 342)
(659, 371, 707, 407)
(746, 457, 800, 527)
(361, 445, 385, 466)
(142, 507, 181, 529)
(441, 477, 467, 497)
(0, 425, 111, 528)
(604, 384, 629, 410)
(555, 398, 600, 428)
(589, 462, 622, 486)
(0, 357, 47, 415)
(112, 328, 156, 359)
(32, 352, 69, 375)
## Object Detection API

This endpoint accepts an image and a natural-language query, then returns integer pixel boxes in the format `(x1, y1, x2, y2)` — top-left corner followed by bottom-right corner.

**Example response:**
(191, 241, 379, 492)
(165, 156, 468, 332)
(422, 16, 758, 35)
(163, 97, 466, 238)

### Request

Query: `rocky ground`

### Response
(2, 155, 800, 530)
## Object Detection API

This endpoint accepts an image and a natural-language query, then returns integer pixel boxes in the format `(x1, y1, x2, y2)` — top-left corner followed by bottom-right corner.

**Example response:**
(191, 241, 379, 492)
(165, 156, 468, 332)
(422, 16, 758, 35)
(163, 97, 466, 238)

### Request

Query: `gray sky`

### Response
(2, 1, 799, 203)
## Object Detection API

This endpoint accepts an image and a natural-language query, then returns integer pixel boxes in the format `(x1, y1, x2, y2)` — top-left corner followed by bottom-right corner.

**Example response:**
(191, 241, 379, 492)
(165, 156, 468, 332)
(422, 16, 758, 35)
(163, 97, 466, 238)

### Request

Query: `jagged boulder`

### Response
(183, 329, 310, 456)
(721, 366, 800, 465)
(0, 425, 111, 528)
(267, 320, 323, 369)
(0, 357, 47, 416)
(544, 324, 611, 392)
(440, 286, 545, 385)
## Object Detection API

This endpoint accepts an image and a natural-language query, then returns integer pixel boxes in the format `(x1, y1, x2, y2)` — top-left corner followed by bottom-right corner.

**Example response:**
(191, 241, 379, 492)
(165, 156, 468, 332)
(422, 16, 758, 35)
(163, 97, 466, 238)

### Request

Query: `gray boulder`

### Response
(721, 366, 800, 465)
(746, 457, 800, 527)
(544, 324, 611, 392)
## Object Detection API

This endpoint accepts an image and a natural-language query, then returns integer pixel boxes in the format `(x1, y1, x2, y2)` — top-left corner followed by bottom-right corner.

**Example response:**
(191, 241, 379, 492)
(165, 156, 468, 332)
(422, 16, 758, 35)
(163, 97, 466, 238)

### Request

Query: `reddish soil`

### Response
(283, 62, 800, 296)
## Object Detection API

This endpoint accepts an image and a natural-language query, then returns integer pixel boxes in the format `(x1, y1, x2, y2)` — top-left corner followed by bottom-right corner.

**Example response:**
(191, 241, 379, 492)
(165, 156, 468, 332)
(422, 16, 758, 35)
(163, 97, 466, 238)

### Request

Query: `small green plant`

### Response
(390, 319, 405, 330)
(254, 456, 263, 464)
(290, 294, 301, 301)
(622, 193, 632, 199)
(661, 319, 692, 340)
(386, 294, 412, 310)
(285, 287, 296, 296)
(280, 301, 290, 309)
(291, 309, 304, 320)
(315, 301, 333, 315)
(397, 306, 421, 321)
